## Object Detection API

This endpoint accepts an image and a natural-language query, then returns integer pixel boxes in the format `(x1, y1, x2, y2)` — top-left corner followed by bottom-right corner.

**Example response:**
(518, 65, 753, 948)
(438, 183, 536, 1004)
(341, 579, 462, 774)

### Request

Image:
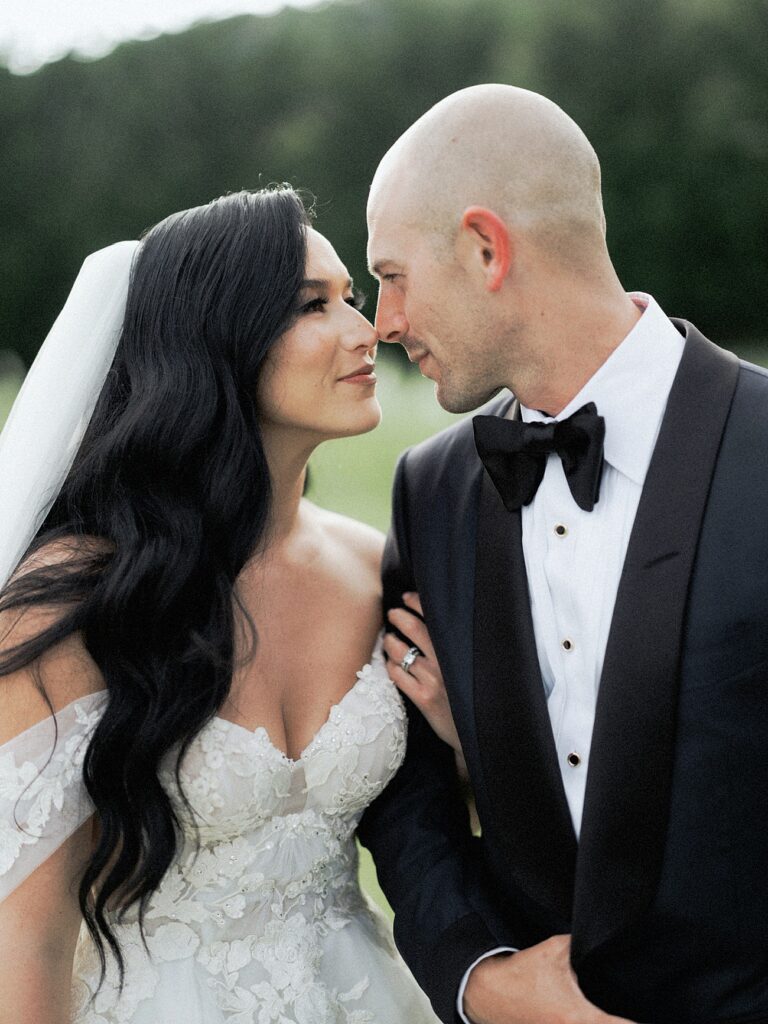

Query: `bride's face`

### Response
(258, 228, 381, 440)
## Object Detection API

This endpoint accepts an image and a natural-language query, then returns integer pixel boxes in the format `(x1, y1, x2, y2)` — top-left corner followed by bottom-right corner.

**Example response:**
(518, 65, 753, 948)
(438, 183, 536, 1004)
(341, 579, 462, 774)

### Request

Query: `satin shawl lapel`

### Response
(473, 398, 577, 924)
(572, 324, 740, 962)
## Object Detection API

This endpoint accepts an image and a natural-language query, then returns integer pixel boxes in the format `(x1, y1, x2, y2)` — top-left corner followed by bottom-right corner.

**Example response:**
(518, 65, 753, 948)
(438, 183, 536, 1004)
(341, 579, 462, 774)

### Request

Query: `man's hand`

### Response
(463, 935, 637, 1024)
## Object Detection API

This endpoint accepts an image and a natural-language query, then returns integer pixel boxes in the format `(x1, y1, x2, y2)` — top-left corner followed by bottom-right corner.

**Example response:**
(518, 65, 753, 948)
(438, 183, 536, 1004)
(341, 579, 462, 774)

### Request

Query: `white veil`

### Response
(0, 240, 140, 590)
(0, 241, 140, 906)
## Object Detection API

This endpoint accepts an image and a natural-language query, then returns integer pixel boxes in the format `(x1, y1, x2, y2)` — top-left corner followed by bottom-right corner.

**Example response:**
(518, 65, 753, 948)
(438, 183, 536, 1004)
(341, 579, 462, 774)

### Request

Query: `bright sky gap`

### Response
(0, 0, 326, 74)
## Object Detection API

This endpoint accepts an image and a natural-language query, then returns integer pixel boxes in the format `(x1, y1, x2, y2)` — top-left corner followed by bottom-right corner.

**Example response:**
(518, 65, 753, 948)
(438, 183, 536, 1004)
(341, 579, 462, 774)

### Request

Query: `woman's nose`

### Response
(343, 308, 378, 351)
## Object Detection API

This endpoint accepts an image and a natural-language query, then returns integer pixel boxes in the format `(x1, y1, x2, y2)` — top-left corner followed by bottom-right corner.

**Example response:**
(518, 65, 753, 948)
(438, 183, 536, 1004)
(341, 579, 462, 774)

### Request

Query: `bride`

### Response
(0, 187, 454, 1023)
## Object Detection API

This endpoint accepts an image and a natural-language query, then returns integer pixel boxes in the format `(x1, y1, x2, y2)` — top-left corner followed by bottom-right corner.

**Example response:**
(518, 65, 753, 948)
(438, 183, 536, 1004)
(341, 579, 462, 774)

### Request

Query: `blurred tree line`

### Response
(1, 0, 766, 366)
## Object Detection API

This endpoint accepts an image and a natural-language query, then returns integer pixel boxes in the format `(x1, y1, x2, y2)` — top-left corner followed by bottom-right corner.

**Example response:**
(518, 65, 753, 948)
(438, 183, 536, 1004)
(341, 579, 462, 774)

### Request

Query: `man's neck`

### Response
(511, 290, 642, 416)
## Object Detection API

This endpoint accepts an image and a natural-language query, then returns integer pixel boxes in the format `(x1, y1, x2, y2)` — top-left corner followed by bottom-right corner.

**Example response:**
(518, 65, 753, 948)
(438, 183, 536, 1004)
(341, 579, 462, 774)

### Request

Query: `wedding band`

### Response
(400, 646, 420, 673)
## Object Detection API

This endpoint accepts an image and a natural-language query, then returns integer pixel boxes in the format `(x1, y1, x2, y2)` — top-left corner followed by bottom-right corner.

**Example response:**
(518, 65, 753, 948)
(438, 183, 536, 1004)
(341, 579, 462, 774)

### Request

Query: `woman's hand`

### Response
(384, 593, 463, 757)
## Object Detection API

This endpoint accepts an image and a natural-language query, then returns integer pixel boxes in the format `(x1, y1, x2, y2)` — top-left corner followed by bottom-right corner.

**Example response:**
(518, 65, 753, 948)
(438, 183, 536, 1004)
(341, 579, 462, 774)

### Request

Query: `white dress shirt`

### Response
(458, 293, 685, 1023)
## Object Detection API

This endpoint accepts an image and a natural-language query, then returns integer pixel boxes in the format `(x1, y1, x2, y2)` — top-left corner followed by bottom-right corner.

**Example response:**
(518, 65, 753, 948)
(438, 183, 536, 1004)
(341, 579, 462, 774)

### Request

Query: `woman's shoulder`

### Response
(304, 502, 385, 575)
(0, 537, 106, 745)
(1, 535, 107, 648)
(7, 534, 111, 587)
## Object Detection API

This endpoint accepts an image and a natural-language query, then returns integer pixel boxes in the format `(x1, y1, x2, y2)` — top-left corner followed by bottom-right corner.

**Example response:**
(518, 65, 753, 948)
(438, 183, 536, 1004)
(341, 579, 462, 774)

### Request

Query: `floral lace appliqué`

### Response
(0, 693, 105, 893)
(65, 646, 434, 1023)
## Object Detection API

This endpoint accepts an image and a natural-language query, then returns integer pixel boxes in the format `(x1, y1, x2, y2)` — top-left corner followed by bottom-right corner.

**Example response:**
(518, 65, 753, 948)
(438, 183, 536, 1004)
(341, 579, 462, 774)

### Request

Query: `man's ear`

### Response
(458, 206, 511, 292)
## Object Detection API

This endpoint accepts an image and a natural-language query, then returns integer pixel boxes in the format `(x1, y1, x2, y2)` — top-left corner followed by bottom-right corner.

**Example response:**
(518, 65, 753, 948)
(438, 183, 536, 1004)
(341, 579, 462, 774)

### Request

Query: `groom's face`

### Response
(367, 217, 501, 413)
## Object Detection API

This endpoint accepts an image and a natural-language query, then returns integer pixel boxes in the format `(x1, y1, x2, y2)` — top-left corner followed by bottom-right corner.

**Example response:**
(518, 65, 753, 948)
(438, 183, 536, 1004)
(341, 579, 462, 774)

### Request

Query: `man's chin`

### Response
(433, 381, 466, 414)
(434, 380, 503, 414)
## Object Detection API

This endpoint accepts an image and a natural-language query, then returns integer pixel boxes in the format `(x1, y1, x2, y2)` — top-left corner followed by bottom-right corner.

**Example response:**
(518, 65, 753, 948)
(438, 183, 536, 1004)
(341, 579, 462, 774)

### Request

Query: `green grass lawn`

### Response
(0, 374, 24, 428)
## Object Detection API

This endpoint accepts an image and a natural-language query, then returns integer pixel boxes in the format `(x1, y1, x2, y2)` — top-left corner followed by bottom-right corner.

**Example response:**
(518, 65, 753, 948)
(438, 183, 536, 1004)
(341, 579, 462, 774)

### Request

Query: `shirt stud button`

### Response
(562, 638, 574, 651)
(567, 752, 581, 767)
(555, 523, 568, 537)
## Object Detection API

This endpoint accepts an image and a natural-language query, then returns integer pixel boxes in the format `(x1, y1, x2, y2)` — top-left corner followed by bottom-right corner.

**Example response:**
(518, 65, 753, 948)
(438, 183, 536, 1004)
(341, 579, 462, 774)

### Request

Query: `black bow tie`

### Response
(473, 402, 606, 512)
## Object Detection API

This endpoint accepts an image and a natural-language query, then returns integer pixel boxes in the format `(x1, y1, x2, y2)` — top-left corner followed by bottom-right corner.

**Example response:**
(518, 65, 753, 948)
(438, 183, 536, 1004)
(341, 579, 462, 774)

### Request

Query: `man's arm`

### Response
(357, 450, 507, 1021)
(358, 451, 638, 1024)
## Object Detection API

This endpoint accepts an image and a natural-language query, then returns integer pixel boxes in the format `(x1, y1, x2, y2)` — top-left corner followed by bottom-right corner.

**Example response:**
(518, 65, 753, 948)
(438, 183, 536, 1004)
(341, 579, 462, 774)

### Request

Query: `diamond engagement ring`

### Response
(400, 646, 420, 673)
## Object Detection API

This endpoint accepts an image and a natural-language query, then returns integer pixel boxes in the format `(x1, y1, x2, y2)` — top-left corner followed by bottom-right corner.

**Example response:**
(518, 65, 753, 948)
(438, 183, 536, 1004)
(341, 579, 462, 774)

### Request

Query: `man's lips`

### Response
(414, 351, 439, 381)
(404, 347, 430, 365)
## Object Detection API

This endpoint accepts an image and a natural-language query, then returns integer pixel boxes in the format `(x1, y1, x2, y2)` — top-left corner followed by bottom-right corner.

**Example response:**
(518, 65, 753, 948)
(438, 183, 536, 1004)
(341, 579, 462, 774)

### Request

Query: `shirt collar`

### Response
(518, 293, 685, 487)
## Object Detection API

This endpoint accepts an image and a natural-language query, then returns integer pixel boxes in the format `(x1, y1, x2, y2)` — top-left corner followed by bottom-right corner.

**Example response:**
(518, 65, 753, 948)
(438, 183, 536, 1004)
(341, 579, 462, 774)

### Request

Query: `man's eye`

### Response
(382, 273, 401, 283)
(301, 297, 328, 314)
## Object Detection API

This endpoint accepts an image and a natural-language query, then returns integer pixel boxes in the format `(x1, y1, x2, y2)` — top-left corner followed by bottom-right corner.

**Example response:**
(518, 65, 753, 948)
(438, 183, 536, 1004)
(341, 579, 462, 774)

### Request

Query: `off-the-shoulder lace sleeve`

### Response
(0, 690, 107, 902)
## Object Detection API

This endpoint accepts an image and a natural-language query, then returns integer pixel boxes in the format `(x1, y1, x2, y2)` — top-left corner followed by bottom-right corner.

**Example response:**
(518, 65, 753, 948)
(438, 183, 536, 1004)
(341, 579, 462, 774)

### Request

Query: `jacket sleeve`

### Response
(357, 449, 503, 1023)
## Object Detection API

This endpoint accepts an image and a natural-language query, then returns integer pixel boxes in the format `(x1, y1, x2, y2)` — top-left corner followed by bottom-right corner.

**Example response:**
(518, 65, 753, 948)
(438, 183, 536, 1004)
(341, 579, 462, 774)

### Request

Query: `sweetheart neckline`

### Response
(212, 664, 380, 767)
(50, 641, 387, 769)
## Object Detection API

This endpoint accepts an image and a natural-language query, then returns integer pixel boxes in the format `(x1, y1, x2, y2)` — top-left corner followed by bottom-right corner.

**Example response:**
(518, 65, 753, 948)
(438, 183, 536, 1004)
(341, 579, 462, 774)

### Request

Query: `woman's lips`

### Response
(339, 366, 376, 384)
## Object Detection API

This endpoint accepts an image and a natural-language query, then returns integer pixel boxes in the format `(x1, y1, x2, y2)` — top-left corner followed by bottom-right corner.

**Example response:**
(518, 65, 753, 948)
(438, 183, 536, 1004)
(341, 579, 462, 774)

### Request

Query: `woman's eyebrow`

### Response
(300, 277, 354, 290)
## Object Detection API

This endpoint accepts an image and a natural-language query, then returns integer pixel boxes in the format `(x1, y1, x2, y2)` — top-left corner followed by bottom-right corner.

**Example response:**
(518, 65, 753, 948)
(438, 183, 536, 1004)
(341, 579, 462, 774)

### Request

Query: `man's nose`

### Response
(375, 292, 408, 344)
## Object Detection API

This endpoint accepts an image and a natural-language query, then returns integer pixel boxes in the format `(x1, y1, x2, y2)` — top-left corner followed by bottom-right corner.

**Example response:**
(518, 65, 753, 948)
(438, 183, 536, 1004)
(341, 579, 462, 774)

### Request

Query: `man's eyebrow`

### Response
(300, 277, 354, 290)
(369, 260, 403, 277)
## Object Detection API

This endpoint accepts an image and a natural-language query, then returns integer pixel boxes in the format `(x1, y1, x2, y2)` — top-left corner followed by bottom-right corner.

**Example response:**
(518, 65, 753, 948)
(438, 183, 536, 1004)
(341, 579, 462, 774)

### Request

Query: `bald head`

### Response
(369, 84, 606, 269)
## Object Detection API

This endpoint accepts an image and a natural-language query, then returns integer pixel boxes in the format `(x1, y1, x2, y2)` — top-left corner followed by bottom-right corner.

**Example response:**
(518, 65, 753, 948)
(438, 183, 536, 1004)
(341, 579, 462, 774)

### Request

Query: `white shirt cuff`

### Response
(456, 946, 517, 1023)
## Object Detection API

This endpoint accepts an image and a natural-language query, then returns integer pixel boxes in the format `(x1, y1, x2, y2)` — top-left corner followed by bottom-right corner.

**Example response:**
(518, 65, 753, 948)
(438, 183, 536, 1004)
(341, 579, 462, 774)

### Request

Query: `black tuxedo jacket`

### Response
(357, 322, 768, 1024)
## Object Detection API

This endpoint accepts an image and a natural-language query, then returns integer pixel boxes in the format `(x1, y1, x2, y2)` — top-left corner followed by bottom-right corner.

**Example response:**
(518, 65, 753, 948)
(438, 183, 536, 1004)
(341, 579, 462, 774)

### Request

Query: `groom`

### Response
(357, 85, 768, 1024)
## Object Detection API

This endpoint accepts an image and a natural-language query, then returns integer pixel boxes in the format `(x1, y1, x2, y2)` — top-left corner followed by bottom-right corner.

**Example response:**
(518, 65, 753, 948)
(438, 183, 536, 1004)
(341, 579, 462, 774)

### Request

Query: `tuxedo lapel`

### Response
(571, 323, 740, 962)
(473, 399, 577, 925)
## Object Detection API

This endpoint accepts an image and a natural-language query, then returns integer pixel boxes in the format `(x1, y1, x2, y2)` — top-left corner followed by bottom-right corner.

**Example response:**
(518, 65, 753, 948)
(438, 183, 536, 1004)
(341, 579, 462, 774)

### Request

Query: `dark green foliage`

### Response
(2, 0, 766, 364)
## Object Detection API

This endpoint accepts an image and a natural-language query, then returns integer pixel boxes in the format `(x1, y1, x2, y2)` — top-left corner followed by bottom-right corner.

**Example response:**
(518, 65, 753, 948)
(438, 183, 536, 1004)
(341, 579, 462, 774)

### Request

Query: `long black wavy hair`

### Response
(0, 186, 311, 982)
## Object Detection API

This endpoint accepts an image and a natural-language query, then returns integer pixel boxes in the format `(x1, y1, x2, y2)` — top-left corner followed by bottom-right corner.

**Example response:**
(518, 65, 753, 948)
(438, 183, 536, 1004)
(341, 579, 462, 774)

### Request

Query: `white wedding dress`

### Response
(0, 638, 439, 1024)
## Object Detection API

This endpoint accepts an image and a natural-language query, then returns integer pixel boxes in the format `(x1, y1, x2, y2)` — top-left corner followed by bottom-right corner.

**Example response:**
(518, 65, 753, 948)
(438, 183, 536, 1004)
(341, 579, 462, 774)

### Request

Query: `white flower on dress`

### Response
(250, 981, 285, 1023)
(146, 921, 200, 961)
(24, 771, 67, 833)
(308, 734, 361, 787)
(197, 936, 258, 992)
(206, 747, 225, 770)
(72, 701, 105, 735)
(292, 982, 337, 1024)
(0, 819, 33, 874)
(254, 913, 320, 993)
(219, 893, 246, 919)
(216, 983, 267, 1024)
(0, 751, 38, 802)
(196, 940, 230, 978)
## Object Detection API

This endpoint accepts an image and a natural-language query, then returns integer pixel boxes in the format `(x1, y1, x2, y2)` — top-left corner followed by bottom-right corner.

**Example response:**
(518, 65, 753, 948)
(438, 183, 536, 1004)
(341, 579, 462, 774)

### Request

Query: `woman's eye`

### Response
(346, 290, 366, 311)
(301, 297, 328, 314)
